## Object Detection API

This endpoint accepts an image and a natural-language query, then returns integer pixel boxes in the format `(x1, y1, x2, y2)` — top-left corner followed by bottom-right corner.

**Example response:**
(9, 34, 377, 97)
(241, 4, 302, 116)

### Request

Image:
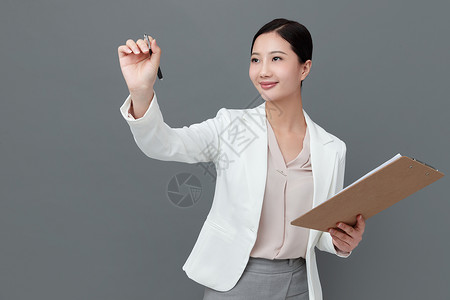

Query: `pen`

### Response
(144, 33, 163, 80)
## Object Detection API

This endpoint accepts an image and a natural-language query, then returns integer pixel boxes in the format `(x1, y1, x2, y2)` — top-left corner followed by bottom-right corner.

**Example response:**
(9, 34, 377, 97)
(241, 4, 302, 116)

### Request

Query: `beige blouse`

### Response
(249, 117, 313, 260)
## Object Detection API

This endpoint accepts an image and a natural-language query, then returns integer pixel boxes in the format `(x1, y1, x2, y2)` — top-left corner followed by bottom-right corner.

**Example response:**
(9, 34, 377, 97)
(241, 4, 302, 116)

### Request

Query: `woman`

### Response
(118, 18, 365, 300)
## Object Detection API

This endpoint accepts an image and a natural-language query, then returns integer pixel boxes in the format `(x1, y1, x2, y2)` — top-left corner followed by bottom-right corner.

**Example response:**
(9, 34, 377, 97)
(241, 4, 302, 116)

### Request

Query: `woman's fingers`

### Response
(136, 39, 149, 53)
(126, 39, 141, 54)
(125, 37, 153, 54)
(122, 36, 157, 55)
(329, 228, 352, 252)
(355, 214, 366, 233)
(329, 228, 352, 244)
(335, 222, 356, 238)
(118, 45, 132, 56)
(331, 235, 351, 253)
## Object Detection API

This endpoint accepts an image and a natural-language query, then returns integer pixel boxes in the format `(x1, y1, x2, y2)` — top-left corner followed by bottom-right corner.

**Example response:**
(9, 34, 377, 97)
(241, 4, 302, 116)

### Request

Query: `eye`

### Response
(251, 58, 259, 63)
(273, 56, 282, 61)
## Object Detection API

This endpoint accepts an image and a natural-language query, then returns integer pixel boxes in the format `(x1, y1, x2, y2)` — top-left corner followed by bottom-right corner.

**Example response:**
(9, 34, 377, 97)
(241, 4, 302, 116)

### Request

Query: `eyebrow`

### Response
(251, 51, 287, 56)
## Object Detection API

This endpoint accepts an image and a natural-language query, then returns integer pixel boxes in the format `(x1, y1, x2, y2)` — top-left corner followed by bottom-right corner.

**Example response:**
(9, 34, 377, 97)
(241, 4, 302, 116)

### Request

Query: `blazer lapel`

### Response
(303, 110, 336, 207)
(303, 110, 338, 245)
(240, 103, 268, 224)
(240, 103, 338, 245)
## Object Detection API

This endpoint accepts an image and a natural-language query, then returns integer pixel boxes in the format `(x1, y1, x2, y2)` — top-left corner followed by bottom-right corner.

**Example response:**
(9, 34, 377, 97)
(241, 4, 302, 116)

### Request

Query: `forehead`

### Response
(252, 32, 292, 54)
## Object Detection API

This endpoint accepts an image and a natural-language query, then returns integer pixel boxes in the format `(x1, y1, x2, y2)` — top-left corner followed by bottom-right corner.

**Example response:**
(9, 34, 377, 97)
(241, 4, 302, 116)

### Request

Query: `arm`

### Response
(316, 140, 352, 258)
(321, 140, 366, 256)
(119, 90, 229, 164)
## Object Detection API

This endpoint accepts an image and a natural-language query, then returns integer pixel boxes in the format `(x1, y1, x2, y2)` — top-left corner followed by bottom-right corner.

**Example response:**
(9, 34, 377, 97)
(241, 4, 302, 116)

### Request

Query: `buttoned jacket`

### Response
(120, 91, 351, 300)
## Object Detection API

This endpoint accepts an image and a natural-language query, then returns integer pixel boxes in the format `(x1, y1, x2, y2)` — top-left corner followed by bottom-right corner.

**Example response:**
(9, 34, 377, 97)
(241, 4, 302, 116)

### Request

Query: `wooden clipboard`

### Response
(290, 155, 445, 232)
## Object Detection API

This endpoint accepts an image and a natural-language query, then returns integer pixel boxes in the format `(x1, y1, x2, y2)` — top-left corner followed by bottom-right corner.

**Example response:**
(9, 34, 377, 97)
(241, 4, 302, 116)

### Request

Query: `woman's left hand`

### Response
(329, 214, 365, 254)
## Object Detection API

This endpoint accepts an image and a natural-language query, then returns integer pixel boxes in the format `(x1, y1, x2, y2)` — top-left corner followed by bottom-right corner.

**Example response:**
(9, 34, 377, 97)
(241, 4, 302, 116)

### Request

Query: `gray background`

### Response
(1, 0, 449, 299)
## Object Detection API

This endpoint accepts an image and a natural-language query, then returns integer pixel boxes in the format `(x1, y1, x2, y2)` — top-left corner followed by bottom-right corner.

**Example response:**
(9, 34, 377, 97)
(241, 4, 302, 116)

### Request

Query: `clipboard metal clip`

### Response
(411, 157, 438, 171)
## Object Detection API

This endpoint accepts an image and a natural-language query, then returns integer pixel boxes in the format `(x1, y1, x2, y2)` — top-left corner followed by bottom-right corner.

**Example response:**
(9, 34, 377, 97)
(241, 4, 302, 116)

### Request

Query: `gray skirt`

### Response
(203, 256, 309, 300)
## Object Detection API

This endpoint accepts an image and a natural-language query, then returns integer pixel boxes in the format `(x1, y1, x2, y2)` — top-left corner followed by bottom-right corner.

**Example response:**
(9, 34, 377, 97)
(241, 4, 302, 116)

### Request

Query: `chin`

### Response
(259, 91, 280, 102)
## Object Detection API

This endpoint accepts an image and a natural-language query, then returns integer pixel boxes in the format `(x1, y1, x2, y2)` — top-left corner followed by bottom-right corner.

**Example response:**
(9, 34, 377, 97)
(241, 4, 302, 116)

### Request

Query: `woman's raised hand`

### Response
(117, 36, 161, 107)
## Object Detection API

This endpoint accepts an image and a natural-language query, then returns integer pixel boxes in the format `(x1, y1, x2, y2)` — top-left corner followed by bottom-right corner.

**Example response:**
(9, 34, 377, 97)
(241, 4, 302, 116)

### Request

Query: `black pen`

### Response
(144, 33, 163, 80)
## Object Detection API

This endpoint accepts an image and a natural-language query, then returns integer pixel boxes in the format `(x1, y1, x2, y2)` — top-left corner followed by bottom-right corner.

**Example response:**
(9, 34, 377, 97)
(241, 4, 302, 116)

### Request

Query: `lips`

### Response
(260, 81, 278, 89)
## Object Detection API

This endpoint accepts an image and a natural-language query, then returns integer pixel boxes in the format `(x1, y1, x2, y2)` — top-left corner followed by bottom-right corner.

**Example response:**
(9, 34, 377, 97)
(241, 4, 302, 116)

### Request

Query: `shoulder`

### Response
(214, 106, 250, 118)
(330, 132, 347, 160)
(326, 130, 347, 163)
(215, 105, 261, 125)
(308, 114, 347, 158)
(328, 131, 347, 153)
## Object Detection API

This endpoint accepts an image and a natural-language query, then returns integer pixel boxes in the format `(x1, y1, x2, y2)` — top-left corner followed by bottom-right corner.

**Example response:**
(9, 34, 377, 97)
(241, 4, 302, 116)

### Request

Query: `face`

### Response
(249, 31, 311, 102)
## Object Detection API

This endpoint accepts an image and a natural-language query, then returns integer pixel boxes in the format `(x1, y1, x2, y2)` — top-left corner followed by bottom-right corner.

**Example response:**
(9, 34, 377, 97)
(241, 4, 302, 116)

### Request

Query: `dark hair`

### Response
(250, 18, 313, 87)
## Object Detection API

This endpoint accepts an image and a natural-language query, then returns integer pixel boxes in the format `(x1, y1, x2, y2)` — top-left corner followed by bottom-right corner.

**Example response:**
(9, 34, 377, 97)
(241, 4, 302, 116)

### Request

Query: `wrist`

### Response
(129, 89, 154, 119)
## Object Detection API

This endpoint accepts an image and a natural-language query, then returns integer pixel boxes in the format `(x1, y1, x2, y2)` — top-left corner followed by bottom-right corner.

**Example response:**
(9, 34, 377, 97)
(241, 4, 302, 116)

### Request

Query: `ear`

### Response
(300, 60, 312, 81)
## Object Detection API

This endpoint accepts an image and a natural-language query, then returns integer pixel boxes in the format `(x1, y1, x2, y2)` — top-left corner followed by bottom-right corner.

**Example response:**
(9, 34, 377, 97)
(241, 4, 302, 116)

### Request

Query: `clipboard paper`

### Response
(290, 154, 445, 232)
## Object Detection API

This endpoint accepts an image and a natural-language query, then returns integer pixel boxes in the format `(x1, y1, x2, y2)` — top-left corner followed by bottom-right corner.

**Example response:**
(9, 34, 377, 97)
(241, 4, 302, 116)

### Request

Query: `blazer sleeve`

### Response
(316, 140, 352, 258)
(119, 91, 229, 164)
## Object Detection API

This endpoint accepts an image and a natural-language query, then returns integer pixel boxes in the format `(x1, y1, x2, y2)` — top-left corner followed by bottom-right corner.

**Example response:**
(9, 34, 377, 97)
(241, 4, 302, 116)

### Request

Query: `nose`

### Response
(259, 60, 272, 78)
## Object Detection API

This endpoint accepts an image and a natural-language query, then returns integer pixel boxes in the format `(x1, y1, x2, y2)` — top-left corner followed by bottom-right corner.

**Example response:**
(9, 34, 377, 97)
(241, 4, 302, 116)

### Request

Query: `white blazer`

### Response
(120, 91, 351, 300)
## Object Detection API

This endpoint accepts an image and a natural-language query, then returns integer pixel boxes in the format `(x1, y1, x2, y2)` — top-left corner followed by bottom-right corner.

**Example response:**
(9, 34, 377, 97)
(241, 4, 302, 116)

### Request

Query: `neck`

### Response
(264, 88, 306, 135)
